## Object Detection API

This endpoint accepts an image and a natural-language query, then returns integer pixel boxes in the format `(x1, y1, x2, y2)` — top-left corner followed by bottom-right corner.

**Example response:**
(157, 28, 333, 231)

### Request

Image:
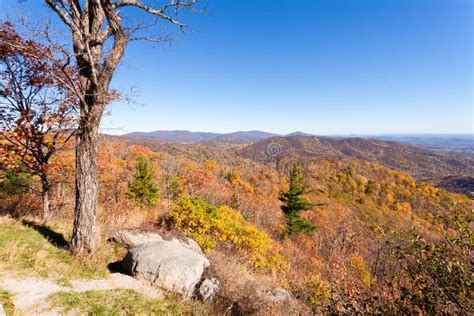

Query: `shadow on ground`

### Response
(107, 260, 130, 275)
(21, 220, 69, 249)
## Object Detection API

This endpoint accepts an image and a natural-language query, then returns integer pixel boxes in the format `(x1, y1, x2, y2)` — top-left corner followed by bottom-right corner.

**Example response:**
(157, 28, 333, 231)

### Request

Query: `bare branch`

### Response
(128, 36, 170, 43)
(113, 0, 189, 28)
(45, 0, 77, 31)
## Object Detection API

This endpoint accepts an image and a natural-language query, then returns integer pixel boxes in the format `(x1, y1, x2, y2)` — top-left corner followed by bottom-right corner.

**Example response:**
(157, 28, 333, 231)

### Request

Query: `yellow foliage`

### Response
(228, 168, 253, 192)
(348, 254, 372, 288)
(204, 160, 217, 171)
(371, 224, 385, 238)
(354, 175, 368, 187)
(169, 196, 285, 271)
(395, 202, 412, 213)
(385, 192, 395, 204)
(303, 276, 331, 309)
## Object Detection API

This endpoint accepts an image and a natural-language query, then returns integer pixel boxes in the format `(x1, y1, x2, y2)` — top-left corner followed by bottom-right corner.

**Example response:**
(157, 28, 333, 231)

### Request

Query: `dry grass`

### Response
(48, 289, 212, 315)
(207, 251, 304, 315)
(0, 216, 124, 284)
(0, 288, 16, 316)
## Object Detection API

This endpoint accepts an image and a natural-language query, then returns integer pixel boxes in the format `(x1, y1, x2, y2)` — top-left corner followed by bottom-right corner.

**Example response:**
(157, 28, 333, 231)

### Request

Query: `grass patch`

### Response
(48, 289, 209, 315)
(0, 217, 123, 284)
(0, 289, 15, 316)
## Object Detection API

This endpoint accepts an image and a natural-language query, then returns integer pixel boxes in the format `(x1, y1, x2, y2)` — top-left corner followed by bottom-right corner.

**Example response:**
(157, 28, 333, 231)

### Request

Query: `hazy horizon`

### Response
(116, 129, 473, 137)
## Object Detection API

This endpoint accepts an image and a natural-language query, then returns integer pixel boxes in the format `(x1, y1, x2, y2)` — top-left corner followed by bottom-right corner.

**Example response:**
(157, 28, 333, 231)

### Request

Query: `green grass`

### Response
(48, 289, 209, 315)
(0, 289, 16, 316)
(0, 217, 123, 284)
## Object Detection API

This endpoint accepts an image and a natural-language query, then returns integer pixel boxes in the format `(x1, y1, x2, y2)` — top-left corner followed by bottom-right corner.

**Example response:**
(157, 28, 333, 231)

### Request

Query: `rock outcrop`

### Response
(198, 277, 220, 302)
(122, 236, 210, 297)
(111, 230, 164, 248)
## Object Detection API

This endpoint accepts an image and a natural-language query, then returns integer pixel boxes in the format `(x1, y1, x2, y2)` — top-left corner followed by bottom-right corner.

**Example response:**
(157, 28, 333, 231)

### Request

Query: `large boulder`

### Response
(122, 238, 210, 297)
(110, 230, 163, 248)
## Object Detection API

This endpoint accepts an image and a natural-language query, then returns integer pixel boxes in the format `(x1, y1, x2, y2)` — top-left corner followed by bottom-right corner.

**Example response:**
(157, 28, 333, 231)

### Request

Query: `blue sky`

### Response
(2, 0, 473, 135)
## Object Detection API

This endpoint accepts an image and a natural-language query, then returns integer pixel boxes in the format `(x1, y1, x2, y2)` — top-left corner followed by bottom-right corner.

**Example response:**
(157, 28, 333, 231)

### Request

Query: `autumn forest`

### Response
(0, 1, 473, 315)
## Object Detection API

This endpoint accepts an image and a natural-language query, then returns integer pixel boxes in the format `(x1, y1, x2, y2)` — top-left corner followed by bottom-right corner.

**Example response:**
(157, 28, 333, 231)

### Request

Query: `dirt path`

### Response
(0, 273, 162, 315)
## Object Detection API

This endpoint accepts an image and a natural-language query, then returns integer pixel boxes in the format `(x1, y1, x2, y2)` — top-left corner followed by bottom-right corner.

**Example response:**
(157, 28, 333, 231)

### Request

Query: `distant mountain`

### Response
(204, 131, 279, 145)
(287, 131, 315, 137)
(121, 131, 474, 155)
(239, 135, 474, 180)
(123, 130, 278, 144)
(123, 130, 219, 143)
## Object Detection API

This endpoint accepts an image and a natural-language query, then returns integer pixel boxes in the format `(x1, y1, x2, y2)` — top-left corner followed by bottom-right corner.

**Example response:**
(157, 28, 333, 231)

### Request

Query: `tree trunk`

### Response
(40, 175, 50, 221)
(70, 123, 99, 254)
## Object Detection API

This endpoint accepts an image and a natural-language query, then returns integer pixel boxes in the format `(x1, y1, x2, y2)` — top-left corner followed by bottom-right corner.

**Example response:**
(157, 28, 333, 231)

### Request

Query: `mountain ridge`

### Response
(239, 135, 474, 180)
(121, 130, 473, 154)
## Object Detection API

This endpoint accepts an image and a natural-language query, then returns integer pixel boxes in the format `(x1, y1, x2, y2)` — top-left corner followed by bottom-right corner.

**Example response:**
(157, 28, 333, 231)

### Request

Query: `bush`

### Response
(169, 196, 285, 270)
(0, 171, 32, 195)
(300, 277, 331, 310)
(348, 254, 372, 288)
(397, 210, 472, 314)
(165, 175, 184, 200)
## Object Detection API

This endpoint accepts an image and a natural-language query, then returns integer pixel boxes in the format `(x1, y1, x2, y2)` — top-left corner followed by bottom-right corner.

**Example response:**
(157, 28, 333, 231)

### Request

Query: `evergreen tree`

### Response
(279, 164, 316, 236)
(127, 155, 159, 207)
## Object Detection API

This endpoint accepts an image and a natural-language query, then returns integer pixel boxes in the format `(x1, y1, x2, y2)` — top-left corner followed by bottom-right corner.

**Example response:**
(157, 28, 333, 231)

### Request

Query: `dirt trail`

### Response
(0, 273, 162, 315)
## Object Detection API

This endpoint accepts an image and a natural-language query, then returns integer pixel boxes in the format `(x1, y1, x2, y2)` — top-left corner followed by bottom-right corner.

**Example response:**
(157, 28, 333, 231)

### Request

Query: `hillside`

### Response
(2, 137, 473, 314)
(203, 131, 278, 145)
(239, 135, 474, 180)
(427, 175, 474, 197)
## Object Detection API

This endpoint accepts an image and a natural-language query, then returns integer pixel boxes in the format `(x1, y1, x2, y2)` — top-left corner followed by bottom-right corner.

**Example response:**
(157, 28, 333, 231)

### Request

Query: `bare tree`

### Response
(0, 21, 77, 220)
(43, 0, 197, 253)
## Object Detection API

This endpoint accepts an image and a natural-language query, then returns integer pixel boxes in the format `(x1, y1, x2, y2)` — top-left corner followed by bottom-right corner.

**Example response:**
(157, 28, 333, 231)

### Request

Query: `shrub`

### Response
(0, 171, 32, 195)
(165, 175, 184, 200)
(301, 277, 331, 310)
(397, 210, 472, 314)
(169, 196, 285, 270)
(395, 202, 412, 213)
(348, 254, 372, 288)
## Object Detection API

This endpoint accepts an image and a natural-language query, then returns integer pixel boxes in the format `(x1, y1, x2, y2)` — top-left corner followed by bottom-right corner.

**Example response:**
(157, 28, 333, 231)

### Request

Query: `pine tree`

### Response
(127, 155, 159, 207)
(279, 164, 316, 236)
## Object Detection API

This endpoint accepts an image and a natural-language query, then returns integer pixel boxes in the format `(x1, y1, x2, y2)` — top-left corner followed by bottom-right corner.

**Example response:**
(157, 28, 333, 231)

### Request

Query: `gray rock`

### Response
(271, 287, 293, 303)
(183, 237, 204, 255)
(111, 230, 163, 248)
(198, 277, 220, 301)
(123, 239, 209, 297)
(270, 287, 300, 312)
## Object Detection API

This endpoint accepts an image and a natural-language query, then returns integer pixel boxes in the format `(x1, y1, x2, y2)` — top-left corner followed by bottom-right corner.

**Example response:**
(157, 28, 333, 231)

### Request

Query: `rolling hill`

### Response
(110, 133, 474, 196)
(239, 135, 474, 180)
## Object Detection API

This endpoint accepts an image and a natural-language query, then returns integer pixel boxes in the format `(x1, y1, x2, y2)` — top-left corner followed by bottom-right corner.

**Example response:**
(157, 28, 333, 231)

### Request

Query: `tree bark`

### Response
(40, 175, 50, 221)
(44, 0, 194, 255)
(70, 122, 99, 253)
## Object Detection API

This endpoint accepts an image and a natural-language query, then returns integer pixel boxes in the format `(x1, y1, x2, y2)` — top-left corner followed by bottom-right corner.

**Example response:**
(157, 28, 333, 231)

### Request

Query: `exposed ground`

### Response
(0, 273, 162, 315)
(0, 217, 209, 315)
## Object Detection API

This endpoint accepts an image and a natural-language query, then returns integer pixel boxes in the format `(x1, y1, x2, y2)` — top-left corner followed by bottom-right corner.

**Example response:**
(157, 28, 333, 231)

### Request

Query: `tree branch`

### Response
(112, 0, 188, 28)
(45, 0, 77, 31)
